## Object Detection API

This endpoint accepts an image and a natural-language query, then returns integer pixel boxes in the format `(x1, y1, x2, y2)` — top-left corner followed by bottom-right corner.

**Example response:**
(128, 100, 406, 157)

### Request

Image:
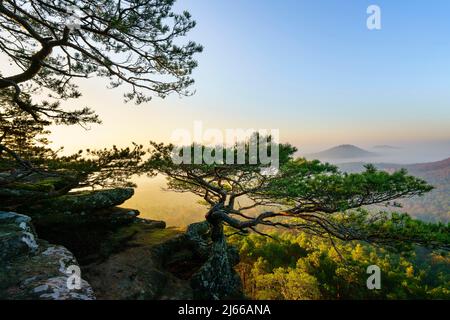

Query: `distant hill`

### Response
(306, 144, 377, 160)
(338, 157, 450, 223)
(404, 157, 450, 173)
(338, 157, 450, 173)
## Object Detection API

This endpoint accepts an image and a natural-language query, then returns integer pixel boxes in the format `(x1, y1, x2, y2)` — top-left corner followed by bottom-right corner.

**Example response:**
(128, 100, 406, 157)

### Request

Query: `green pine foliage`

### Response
(228, 230, 450, 300)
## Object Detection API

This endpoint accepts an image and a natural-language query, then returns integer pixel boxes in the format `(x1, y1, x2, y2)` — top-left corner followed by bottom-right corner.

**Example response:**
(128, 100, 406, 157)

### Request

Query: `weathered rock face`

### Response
(191, 238, 243, 300)
(0, 212, 95, 300)
(187, 221, 243, 300)
(9, 188, 139, 265)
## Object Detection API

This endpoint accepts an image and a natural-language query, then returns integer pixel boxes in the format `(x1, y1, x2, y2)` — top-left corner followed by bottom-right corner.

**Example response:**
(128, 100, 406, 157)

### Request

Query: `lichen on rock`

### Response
(0, 211, 38, 261)
(0, 211, 95, 300)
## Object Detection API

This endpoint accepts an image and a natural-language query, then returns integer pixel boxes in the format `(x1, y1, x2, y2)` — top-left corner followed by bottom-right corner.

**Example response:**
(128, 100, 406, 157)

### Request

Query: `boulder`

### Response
(0, 212, 95, 300)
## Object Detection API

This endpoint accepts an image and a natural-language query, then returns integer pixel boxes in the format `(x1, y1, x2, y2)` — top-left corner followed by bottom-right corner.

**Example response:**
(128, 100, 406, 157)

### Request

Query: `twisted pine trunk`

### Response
(187, 206, 243, 299)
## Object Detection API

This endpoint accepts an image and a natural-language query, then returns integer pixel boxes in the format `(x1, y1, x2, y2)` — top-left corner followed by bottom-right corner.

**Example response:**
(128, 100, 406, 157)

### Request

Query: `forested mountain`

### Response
(338, 158, 450, 222)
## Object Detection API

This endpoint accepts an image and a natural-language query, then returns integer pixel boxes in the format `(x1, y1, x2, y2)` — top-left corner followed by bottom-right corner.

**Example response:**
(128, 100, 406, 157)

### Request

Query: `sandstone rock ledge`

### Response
(0, 211, 95, 300)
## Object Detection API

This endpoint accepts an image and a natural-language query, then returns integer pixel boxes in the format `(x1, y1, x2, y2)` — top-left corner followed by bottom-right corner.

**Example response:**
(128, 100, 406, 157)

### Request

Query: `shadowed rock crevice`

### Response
(81, 221, 197, 299)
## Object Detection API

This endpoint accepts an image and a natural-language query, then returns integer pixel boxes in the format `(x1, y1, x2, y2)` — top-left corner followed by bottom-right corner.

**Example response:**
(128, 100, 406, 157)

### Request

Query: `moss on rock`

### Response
(8, 177, 69, 193)
(18, 188, 134, 216)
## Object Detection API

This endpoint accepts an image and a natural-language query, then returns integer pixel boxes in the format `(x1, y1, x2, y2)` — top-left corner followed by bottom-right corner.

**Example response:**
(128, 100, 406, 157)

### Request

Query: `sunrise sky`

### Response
(3, 0, 450, 158)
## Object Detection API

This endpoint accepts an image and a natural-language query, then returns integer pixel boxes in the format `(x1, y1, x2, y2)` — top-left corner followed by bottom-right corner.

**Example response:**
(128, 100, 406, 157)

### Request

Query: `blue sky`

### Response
(43, 0, 450, 155)
(168, 0, 450, 143)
